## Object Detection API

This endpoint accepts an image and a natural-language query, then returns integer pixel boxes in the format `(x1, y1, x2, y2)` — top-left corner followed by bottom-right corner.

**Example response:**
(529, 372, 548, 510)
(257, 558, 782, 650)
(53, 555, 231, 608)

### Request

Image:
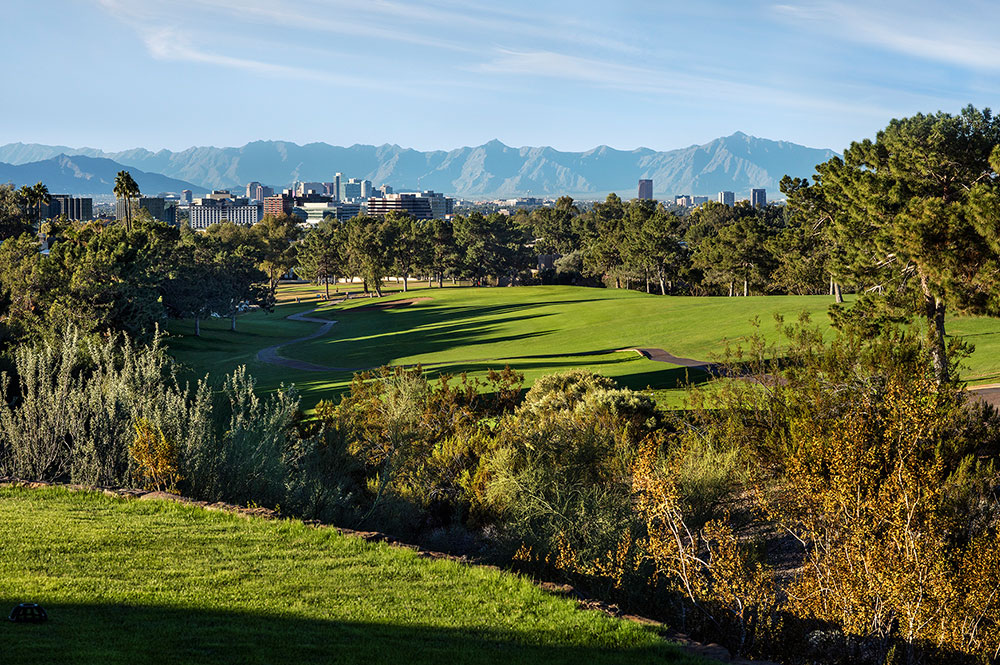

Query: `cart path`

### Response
(256, 307, 347, 372)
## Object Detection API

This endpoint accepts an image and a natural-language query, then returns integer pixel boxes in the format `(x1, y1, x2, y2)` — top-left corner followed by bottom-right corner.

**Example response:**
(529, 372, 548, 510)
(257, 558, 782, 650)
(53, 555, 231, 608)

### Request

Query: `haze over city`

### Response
(4, 0, 998, 153)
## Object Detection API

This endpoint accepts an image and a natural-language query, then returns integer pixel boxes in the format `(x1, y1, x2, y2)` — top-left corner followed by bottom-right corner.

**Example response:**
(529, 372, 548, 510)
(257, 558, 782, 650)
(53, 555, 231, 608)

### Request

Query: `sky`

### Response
(2, 0, 998, 153)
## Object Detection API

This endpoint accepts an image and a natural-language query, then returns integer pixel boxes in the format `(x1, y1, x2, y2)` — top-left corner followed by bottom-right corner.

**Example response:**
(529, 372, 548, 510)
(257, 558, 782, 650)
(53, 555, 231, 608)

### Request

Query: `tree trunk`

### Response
(645, 267, 651, 293)
(194, 315, 200, 337)
(614, 275, 621, 289)
(728, 282, 734, 297)
(439, 273, 444, 289)
(231, 313, 237, 332)
(324, 277, 330, 300)
(743, 278, 748, 297)
(921, 276, 949, 383)
(659, 273, 666, 296)
(403, 273, 408, 292)
(829, 274, 835, 296)
(834, 281, 843, 304)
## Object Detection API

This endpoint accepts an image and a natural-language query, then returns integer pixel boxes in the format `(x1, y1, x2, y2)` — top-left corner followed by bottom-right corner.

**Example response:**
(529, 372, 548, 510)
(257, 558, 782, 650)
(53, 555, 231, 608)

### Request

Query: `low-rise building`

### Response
(189, 196, 262, 229)
(367, 193, 433, 219)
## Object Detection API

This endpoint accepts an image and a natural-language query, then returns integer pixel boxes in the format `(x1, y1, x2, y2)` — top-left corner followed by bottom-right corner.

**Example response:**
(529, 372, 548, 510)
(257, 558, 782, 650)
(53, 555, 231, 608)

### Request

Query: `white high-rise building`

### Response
(718, 191, 735, 206)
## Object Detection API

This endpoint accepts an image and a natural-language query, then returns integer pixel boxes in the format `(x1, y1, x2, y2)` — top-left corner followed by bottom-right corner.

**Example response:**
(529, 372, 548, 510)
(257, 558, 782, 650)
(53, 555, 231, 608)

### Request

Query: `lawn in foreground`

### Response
(166, 284, 1000, 409)
(0, 488, 704, 665)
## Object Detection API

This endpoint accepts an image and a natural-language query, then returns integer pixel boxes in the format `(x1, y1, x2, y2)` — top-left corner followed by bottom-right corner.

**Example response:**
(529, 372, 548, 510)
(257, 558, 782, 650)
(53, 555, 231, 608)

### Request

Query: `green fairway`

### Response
(0, 488, 704, 665)
(166, 284, 1000, 409)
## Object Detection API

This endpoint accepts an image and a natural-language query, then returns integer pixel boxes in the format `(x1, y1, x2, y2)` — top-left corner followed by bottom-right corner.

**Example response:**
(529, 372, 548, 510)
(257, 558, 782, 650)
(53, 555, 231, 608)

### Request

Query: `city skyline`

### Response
(3, 1, 998, 155)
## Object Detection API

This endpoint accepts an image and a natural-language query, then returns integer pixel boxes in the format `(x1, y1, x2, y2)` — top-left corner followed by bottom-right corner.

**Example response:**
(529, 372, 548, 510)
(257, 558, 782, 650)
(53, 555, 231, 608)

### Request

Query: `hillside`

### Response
(0, 487, 703, 664)
(0, 134, 838, 199)
(0, 154, 207, 197)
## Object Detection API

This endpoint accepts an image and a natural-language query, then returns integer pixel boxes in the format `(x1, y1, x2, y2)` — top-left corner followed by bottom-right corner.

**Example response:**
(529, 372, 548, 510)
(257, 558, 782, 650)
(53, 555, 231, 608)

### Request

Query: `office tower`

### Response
(334, 173, 342, 203)
(181, 190, 193, 204)
(718, 191, 735, 206)
(48, 194, 93, 220)
(116, 196, 171, 224)
(751, 188, 767, 207)
(638, 179, 653, 200)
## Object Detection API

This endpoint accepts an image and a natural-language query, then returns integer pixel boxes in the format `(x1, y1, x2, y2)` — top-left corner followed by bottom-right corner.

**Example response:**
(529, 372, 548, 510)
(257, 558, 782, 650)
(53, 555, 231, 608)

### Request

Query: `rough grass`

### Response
(166, 283, 1000, 410)
(0, 487, 707, 664)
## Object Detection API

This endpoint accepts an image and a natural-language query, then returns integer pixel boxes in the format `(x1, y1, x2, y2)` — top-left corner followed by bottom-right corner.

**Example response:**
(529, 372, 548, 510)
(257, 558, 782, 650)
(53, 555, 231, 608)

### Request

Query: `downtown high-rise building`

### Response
(47, 194, 93, 220)
(638, 179, 653, 200)
(718, 191, 735, 206)
(750, 188, 767, 207)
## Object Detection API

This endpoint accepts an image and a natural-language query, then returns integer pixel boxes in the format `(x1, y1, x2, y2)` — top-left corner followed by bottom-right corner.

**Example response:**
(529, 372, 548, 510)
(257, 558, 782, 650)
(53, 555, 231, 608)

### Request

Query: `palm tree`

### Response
(17, 185, 35, 223)
(31, 181, 50, 225)
(114, 170, 140, 230)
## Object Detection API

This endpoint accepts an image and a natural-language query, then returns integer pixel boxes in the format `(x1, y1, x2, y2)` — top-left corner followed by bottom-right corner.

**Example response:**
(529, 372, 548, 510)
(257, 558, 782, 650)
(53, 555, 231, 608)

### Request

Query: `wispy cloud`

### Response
(474, 48, 898, 120)
(140, 27, 372, 85)
(773, 1, 1000, 71)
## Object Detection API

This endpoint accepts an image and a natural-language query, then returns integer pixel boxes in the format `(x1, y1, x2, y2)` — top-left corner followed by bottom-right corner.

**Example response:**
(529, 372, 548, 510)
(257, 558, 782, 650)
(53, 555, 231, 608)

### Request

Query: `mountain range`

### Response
(0, 133, 838, 199)
(0, 154, 206, 198)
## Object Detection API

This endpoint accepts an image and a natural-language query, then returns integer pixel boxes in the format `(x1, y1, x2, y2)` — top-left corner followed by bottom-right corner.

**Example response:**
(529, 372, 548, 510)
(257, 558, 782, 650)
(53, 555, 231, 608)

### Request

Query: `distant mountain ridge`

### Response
(0, 134, 838, 199)
(0, 154, 207, 197)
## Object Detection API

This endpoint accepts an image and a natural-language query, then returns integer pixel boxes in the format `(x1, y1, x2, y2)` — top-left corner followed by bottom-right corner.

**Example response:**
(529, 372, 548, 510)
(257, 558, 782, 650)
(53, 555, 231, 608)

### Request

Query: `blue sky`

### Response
(3, 0, 998, 153)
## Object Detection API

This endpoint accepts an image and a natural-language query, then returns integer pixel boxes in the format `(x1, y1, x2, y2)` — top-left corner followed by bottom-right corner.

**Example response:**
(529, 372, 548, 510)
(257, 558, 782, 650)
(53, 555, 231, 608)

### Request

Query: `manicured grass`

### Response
(166, 284, 1000, 410)
(0, 488, 705, 665)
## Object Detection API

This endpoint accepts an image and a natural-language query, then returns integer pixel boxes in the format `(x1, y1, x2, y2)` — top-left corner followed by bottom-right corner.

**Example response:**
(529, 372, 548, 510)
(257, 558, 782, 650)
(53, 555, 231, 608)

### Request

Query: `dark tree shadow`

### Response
(0, 600, 698, 665)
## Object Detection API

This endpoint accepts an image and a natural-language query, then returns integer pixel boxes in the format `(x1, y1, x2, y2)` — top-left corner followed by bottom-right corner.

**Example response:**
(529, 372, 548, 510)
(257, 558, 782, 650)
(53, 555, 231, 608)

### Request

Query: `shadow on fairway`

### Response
(0, 600, 697, 665)
(298, 301, 572, 365)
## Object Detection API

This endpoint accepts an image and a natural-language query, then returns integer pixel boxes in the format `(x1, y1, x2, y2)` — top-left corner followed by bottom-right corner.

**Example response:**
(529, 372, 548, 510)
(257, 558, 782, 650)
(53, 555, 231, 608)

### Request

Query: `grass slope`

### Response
(0, 488, 703, 664)
(167, 284, 1000, 409)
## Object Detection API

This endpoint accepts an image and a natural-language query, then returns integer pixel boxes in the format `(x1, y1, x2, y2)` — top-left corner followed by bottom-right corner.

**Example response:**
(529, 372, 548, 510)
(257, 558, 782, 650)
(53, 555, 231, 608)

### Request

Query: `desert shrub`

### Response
(483, 377, 651, 578)
(0, 329, 207, 487)
(185, 366, 303, 507)
(576, 387, 660, 433)
(518, 369, 617, 419)
(0, 328, 360, 521)
(684, 317, 1000, 661)
(674, 433, 745, 527)
(130, 418, 181, 492)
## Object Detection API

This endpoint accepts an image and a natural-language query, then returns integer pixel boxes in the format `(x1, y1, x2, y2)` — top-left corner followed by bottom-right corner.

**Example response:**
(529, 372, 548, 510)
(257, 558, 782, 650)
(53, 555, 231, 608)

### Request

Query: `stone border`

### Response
(0, 477, 774, 665)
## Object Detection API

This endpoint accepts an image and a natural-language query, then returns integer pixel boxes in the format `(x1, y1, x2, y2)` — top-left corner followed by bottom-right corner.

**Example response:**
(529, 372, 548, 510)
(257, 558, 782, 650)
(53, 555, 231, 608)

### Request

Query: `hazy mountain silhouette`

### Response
(0, 134, 838, 199)
(0, 154, 207, 196)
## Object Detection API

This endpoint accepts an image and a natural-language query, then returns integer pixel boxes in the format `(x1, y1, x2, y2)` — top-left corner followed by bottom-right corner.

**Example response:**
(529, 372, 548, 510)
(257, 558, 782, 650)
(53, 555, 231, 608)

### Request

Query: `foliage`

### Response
(788, 106, 1000, 381)
(130, 418, 181, 492)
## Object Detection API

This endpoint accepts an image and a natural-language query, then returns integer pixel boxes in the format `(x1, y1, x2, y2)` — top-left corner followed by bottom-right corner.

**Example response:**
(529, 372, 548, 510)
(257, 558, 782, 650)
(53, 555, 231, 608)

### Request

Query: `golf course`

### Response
(167, 283, 1000, 409)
